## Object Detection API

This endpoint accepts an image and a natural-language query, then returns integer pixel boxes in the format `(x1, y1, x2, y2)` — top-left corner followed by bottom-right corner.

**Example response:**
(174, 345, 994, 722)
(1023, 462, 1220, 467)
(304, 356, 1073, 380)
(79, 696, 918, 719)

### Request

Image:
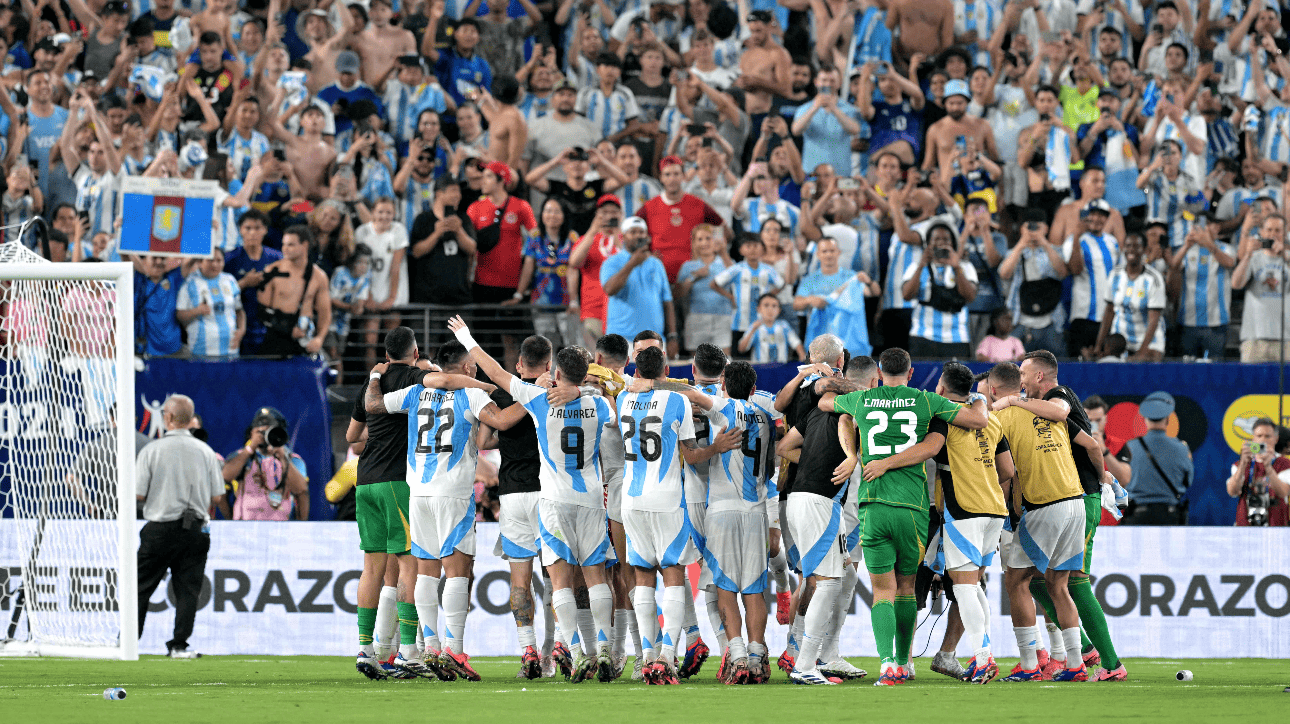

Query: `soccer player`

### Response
(365, 340, 525, 681)
(477, 334, 555, 680)
(883, 362, 1013, 684)
(985, 362, 1105, 683)
(448, 316, 623, 684)
(823, 348, 988, 686)
(995, 350, 1128, 681)
(674, 361, 777, 685)
(619, 345, 739, 684)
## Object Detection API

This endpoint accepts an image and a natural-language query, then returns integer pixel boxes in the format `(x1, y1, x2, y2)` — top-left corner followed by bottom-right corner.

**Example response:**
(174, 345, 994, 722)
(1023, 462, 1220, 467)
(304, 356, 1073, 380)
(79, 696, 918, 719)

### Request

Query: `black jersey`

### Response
(1044, 385, 1101, 495)
(490, 378, 542, 496)
(352, 363, 425, 485)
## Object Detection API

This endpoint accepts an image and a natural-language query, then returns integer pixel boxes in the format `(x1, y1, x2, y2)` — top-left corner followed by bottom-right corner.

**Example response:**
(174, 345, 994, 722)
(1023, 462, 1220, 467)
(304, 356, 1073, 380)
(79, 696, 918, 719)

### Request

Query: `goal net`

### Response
(0, 243, 137, 659)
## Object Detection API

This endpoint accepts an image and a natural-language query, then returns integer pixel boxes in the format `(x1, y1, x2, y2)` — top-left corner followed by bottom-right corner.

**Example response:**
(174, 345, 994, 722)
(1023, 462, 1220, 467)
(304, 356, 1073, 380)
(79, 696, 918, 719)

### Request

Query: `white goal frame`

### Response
(0, 258, 136, 659)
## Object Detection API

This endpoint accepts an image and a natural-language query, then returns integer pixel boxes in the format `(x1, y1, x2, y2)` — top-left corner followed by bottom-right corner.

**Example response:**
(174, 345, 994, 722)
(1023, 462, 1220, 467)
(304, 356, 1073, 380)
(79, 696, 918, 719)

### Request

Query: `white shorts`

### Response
(786, 492, 845, 580)
(779, 497, 799, 572)
(942, 511, 1004, 571)
(410, 495, 476, 560)
(767, 497, 781, 530)
(685, 312, 733, 351)
(623, 508, 697, 569)
(998, 526, 1032, 570)
(842, 490, 861, 559)
(495, 491, 541, 560)
(538, 499, 611, 568)
(704, 509, 769, 594)
(1017, 498, 1086, 572)
(687, 501, 714, 588)
(607, 479, 623, 523)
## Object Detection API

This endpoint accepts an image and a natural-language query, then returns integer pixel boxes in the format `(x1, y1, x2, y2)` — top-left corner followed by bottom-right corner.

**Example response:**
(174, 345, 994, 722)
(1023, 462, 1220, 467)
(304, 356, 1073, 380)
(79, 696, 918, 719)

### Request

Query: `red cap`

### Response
(596, 194, 622, 208)
(658, 155, 684, 171)
(485, 161, 512, 186)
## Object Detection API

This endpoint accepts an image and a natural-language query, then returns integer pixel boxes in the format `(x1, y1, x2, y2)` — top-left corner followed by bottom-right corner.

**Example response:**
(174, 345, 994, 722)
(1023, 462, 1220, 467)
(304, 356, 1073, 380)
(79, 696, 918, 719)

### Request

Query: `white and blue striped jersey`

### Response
(217, 128, 271, 183)
(1144, 170, 1202, 248)
(1232, 55, 1287, 103)
(177, 271, 242, 358)
(1177, 242, 1234, 327)
(1105, 266, 1167, 353)
(1216, 185, 1283, 222)
(1075, 0, 1143, 59)
(712, 261, 784, 330)
(509, 378, 617, 509)
(617, 176, 661, 217)
(576, 84, 641, 139)
(121, 152, 154, 176)
(904, 261, 978, 344)
(2, 193, 36, 246)
(383, 385, 495, 499)
(884, 237, 922, 310)
(1258, 103, 1290, 164)
(748, 320, 802, 363)
(1153, 114, 1208, 185)
(683, 382, 724, 509)
(400, 176, 436, 232)
(383, 80, 448, 146)
(214, 183, 247, 253)
(953, 0, 999, 68)
(738, 198, 800, 239)
(1064, 232, 1121, 322)
(618, 389, 696, 514)
(330, 266, 371, 337)
(703, 397, 776, 515)
(73, 166, 121, 239)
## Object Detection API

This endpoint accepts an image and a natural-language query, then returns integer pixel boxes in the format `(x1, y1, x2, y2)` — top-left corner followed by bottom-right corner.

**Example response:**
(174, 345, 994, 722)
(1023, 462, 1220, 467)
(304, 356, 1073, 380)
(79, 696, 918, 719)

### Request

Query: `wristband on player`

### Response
(369, 372, 382, 381)
(453, 326, 480, 351)
(967, 392, 986, 406)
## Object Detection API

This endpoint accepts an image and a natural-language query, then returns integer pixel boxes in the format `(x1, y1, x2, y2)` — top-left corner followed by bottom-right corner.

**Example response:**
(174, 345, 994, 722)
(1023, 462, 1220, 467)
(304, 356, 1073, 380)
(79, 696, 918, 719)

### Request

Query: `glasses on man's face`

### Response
(417, 154, 433, 163)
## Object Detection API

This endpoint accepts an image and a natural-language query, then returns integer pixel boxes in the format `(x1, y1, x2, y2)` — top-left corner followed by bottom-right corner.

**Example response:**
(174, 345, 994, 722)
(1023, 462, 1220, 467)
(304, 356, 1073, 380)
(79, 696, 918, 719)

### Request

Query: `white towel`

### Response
(1046, 126, 1071, 192)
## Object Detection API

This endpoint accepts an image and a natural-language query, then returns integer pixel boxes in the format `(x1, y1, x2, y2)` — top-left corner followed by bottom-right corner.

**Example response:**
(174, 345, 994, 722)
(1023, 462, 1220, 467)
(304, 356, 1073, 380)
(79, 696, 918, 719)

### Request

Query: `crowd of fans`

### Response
(6, 0, 1290, 365)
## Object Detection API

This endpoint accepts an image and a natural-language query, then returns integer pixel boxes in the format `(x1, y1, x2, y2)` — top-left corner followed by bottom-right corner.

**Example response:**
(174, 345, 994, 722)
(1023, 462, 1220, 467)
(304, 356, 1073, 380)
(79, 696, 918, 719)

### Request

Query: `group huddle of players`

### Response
(351, 319, 1129, 686)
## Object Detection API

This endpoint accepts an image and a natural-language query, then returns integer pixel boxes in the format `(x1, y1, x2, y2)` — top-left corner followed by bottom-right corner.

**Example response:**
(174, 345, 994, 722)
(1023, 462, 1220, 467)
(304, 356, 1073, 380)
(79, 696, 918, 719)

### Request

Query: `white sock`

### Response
(374, 585, 397, 659)
(627, 608, 643, 658)
(681, 574, 700, 647)
(975, 585, 991, 642)
(787, 613, 805, 657)
(797, 578, 837, 671)
(823, 566, 856, 662)
(541, 574, 556, 651)
(588, 584, 613, 652)
(728, 635, 747, 662)
(612, 609, 630, 657)
(659, 585, 685, 662)
(552, 588, 577, 652)
(1014, 625, 1039, 670)
(1046, 622, 1066, 662)
(441, 578, 469, 655)
(577, 608, 596, 656)
(1061, 627, 1083, 669)
(954, 584, 988, 666)
(704, 585, 728, 654)
(768, 546, 789, 592)
(632, 586, 658, 658)
(415, 623, 424, 654)
(413, 575, 441, 652)
(748, 640, 767, 667)
(517, 625, 537, 650)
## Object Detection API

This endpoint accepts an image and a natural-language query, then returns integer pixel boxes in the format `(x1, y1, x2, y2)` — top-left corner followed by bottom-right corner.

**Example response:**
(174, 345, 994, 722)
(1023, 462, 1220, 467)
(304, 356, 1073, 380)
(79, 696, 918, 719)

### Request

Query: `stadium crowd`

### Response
(2, 0, 1289, 365)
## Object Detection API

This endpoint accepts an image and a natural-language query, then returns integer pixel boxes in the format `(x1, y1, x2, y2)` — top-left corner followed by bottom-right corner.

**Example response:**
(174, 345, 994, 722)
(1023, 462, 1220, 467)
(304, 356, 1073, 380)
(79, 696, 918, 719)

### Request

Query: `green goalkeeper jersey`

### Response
(833, 385, 963, 512)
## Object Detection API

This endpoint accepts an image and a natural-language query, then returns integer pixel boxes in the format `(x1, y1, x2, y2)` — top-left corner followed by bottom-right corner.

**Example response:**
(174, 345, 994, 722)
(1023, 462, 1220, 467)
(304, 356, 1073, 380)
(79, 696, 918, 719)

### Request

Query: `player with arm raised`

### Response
(617, 345, 740, 684)
(447, 315, 622, 684)
(365, 340, 526, 681)
(821, 348, 988, 686)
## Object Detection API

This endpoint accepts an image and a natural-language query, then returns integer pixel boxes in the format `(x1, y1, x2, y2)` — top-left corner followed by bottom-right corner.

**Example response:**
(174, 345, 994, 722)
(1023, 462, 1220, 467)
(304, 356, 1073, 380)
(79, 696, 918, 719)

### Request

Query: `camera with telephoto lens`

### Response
(265, 426, 289, 448)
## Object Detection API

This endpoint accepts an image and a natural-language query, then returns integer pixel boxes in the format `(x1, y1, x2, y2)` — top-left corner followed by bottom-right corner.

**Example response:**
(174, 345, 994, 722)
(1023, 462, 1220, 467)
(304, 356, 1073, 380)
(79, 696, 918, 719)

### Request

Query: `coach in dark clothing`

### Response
(135, 394, 225, 658)
(1122, 392, 1193, 525)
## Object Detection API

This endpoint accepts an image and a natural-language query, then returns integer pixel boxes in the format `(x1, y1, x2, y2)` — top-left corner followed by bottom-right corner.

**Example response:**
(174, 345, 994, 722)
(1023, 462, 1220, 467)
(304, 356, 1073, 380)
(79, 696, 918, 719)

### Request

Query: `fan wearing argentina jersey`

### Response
(1092, 233, 1166, 360)
(711, 234, 785, 340)
(1170, 221, 1236, 360)
(365, 340, 527, 682)
(448, 317, 623, 685)
(985, 362, 1107, 683)
(666, 361, 776, 686)
(617, 345, 740, 685)
(1063, 199, 1122, 359)
(901, 221, 979, 358)
(822, 348, 988, 686)
(176, 249, 245, 358)
(913, 363, 1012, 685)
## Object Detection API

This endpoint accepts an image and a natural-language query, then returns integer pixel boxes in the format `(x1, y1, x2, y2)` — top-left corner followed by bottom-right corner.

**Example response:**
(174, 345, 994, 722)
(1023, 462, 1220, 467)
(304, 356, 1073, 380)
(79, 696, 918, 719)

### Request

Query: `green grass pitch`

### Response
(2, 657, 1285, 722)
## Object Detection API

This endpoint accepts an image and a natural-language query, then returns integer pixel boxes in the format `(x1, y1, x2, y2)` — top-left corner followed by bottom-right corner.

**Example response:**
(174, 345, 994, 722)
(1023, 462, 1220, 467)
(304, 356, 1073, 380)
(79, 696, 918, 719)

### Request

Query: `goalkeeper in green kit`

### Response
(819, 349, 988, 686)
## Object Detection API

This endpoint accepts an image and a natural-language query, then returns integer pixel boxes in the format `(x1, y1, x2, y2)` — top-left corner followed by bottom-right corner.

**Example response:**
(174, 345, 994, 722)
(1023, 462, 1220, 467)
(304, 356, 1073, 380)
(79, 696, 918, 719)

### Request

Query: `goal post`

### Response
(0, 243, 137, 660)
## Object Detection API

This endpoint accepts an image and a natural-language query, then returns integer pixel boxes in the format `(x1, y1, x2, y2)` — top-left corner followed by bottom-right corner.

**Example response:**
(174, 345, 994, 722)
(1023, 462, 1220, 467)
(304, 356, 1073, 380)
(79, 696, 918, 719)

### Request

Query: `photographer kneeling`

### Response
(902, 221, 978, 359)
(1226, 417, 1290, 527)
(222, 407, 311, 521)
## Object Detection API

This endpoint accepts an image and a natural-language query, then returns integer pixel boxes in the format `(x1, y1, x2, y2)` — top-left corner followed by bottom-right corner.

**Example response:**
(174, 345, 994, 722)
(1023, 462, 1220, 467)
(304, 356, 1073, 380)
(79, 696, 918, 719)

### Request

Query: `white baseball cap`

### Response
(621, 216, 648, 233)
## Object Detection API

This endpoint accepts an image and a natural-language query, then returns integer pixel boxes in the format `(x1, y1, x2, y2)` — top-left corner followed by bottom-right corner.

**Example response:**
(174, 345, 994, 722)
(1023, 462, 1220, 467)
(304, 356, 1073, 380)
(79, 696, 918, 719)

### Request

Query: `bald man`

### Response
(136, 394, 226, 658)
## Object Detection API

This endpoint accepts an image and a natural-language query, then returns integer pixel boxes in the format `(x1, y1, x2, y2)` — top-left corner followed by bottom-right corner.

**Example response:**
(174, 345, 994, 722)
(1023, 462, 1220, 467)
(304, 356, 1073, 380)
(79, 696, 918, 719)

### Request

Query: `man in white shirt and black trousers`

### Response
(135, 394, 226, 658)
